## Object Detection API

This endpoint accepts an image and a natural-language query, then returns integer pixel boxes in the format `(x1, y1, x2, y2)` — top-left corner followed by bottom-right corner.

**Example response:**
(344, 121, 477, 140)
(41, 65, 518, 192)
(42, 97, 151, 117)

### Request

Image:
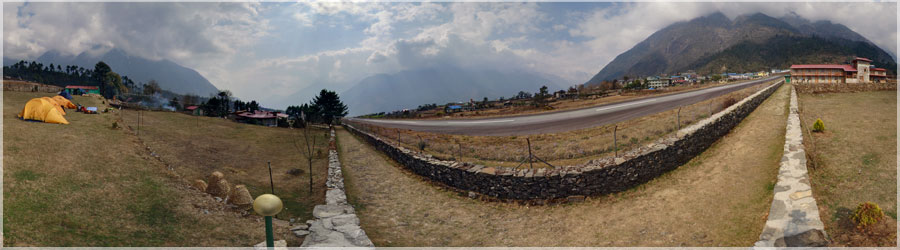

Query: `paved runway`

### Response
(345, 76, 781, 136)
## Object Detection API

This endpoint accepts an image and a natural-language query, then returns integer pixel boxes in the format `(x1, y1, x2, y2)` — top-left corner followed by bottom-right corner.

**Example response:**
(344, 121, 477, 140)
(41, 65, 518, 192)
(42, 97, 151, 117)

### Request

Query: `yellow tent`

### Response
(40, 97, 66, 115)
(52, 95, 77, 109)
(18, 98, 69, 124)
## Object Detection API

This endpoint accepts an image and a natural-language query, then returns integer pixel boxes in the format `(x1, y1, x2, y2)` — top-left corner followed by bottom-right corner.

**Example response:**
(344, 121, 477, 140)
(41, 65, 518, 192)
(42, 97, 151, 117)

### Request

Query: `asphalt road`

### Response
(345, 76, 782, 136)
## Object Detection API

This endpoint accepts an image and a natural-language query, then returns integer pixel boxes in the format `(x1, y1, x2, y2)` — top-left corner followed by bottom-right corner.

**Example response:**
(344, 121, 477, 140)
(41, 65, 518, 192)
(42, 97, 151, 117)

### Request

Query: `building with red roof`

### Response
(790, 57, 887, 83)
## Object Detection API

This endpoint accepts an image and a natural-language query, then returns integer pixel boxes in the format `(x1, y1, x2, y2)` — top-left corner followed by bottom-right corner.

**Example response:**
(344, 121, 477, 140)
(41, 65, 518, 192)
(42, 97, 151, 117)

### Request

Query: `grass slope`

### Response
(3, 91, 325, 246)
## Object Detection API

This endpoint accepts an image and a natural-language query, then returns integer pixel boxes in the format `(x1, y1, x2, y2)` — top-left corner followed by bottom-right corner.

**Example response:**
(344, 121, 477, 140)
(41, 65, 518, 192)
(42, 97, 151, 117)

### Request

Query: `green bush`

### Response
(812, 118, 825, 132)
(417, 140, 427, 151)
(851, 201, 884, 228)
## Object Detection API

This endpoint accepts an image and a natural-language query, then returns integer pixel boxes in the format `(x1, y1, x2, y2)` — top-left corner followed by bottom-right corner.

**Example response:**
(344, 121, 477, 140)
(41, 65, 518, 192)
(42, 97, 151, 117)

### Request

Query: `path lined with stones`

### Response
(298, 129, 374, 247)
(755, 86, 828, 247)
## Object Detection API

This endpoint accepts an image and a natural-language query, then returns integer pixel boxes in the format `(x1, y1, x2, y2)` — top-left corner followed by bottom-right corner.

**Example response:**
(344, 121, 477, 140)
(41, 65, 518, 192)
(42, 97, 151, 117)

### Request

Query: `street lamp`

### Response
(253, 194, 283, 249)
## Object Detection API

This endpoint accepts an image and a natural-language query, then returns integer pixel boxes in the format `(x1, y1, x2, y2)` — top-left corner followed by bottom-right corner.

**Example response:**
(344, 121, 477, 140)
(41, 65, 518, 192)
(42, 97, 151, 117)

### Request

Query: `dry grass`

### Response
(336, 83, 791, 246)
(798, 90, 897, 246)
(118, 107, 331, 221)
(3, 91, 321, 246)
(414, 80, 756, 120)
(356, 81, 776, 169)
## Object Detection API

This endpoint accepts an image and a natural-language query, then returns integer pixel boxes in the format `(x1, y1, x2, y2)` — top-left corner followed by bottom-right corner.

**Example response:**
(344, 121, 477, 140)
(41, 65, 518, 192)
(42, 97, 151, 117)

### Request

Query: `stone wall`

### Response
(299, 129, 374, 247)
(754, 86, 828, 247)
(346, 81, 784, 200)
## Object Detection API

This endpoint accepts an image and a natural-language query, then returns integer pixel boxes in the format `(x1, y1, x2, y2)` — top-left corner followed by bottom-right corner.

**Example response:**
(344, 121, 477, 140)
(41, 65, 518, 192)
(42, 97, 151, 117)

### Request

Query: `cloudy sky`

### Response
(3, 1, 897, 109)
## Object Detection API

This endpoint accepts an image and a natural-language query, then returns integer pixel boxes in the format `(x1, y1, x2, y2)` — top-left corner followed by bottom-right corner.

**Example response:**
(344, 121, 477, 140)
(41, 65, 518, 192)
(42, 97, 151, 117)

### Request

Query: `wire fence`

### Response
(347, 81, 774, 169)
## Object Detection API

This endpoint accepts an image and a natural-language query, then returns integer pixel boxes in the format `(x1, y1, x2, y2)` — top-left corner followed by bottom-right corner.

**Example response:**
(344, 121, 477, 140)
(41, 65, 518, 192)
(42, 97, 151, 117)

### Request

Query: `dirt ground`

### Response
(335, 83, 790, 247)
(798, 90, 897, 246)
(3, 91, 308, 246)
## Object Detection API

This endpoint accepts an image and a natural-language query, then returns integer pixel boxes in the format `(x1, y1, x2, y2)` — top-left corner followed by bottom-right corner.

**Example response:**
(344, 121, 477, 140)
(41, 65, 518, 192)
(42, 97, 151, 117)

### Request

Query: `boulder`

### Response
(206, 179, 231, 198)
(193, 179, 208, 191)
(207, 171, 225, 184)
(228, 184, 253, 209)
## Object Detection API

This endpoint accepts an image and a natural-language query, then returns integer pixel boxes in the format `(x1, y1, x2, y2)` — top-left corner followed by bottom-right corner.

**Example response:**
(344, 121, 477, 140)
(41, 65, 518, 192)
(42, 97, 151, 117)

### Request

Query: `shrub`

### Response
(812, 118, 825, 132)
(417, 140, 427, 151)
(723, 96, 738, 108)
(851, 201, 884, 229)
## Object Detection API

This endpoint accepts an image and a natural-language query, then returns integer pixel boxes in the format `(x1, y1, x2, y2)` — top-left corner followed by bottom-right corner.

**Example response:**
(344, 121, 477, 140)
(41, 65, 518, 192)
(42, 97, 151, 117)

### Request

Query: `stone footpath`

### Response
(754, 86, 828, 247)
(298, 128, 374, 247)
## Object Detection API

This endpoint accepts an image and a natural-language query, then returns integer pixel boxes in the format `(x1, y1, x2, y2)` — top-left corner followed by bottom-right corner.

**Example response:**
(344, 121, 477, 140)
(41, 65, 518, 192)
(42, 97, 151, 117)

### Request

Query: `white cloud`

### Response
(292, 12, 314, 27)
(4, 2, 268, 63)
(4, 2, 895, 110)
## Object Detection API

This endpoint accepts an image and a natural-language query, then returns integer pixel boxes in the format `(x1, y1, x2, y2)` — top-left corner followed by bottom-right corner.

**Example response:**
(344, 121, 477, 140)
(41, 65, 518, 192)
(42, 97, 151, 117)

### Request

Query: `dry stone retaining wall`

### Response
(346, 80, 784, 200)
(754, 86, 828, 247)
(299, 128, 374, 247)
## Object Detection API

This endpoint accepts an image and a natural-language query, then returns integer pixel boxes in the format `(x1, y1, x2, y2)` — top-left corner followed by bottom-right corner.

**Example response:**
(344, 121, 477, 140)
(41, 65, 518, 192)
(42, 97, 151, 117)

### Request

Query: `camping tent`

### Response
(40, 97, 66, 115)
(18, 97, 69, 124)
(58, 90, 73, 100)
(52, 95, 77, 109)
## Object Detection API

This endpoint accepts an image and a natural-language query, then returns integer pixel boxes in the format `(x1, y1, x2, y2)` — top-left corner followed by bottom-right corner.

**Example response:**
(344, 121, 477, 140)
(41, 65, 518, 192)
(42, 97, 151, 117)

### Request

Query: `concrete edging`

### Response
(754, 86, 828, 247)
(299, 128, 374, 247)
(346, 80, 784, 200)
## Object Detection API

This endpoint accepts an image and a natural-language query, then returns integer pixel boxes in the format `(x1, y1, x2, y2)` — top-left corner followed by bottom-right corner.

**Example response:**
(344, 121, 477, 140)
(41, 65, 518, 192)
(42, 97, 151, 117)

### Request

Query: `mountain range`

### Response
(586, 12, 897, 84)
(4, 48, 219, 96)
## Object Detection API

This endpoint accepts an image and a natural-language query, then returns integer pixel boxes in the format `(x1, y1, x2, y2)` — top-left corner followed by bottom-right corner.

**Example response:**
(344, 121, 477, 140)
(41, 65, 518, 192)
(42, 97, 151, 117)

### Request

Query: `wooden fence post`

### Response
(614, 125, 618, 157)
(677, 106, 682, 130)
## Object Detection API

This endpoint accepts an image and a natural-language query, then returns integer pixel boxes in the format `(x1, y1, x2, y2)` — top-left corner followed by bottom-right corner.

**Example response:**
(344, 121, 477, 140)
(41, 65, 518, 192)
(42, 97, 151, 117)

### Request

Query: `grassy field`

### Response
(336, 83, 791, 246)
(798, 90, 897, 246)
(118, 106, 331, 221)
(3, 91, 326, 246)
(354, 80, 776, 169)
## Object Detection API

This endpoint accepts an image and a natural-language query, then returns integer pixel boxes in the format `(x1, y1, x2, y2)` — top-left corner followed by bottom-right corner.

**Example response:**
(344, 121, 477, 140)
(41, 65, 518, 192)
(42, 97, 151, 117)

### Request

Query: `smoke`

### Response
(137, 92, 176, 111)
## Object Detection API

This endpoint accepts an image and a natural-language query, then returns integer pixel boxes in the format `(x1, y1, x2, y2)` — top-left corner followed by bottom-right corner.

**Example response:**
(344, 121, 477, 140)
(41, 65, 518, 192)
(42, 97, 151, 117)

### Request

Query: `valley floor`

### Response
(335, 83, 790, 247)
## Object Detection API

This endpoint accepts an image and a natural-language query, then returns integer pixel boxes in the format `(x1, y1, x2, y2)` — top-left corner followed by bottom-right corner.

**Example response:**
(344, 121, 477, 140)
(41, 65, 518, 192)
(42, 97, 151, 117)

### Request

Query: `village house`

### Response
(232, 110, 286, 127)
(646, 76, 670, 89)
(184, 105, 204, 116)
(64, 85, 100, 95)
(790, 57, 888, 84)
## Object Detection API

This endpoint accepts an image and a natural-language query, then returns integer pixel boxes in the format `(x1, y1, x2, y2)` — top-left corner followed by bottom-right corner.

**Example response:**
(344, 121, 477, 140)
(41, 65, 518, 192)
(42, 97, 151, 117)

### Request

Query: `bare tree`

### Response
(292, 112, 317, 195)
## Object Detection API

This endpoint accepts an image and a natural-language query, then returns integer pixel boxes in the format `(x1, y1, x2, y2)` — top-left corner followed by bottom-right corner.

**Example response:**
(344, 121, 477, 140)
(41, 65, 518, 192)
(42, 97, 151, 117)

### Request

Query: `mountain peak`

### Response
(585, 12, 892, 84)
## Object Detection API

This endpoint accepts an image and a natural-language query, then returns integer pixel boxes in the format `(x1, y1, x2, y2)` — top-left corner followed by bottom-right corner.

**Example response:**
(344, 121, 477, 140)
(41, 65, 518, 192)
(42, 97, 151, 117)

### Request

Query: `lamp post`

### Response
(253, 194, 283, 249)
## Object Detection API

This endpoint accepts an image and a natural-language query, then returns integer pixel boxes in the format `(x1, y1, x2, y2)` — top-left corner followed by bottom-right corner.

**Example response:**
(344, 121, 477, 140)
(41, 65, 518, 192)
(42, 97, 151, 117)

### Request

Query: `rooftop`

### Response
(790, 64, 857, 72)
(65, 85, 99, 90)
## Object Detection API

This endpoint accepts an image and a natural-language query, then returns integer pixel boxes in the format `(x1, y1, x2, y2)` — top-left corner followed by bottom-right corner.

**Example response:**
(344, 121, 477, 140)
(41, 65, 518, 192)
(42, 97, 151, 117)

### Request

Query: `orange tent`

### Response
(18, 98, 69, 124)
(52, 95, 77, 109)
(40, 97, 66, 115)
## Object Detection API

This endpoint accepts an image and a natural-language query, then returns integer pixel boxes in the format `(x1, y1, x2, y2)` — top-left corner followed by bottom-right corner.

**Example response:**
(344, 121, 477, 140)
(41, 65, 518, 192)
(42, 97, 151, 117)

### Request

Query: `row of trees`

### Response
(4, 60, 135, 99)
